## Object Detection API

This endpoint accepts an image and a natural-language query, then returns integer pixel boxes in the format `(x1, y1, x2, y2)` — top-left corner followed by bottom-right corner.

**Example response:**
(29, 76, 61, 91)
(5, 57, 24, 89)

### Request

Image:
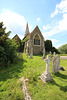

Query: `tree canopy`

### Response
(58, 44, 67, 54)
(0, 22, 17, 67)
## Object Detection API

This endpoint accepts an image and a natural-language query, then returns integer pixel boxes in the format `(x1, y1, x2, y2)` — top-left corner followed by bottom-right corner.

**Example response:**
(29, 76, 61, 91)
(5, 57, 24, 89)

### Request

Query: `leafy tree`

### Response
(45, 40, 52, 52)
(0, 22, 17, 67)
(21, 36, 28, 52)
(52, 47, 60, 54)
(58, 44, 67, 54)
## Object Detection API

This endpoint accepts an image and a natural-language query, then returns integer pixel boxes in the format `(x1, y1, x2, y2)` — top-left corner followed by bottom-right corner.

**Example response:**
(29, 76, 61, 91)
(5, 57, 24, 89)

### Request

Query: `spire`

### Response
(25, 22, 29, 36)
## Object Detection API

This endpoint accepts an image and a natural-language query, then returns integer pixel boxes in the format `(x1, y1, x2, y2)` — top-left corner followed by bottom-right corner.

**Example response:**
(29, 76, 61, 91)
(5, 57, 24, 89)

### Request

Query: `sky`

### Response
(0, 0, 67, 48)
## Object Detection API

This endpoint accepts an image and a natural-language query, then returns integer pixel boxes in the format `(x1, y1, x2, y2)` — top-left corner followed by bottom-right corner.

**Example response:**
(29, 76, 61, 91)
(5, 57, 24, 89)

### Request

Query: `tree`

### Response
(52, 47, 60, 54)
(58, 44, 67, 54)
(45, 40, 52, 52)
(0, 22, 17, 67)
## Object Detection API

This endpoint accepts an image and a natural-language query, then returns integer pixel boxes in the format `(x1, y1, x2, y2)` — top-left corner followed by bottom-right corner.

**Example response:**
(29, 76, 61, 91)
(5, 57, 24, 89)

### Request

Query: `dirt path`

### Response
(60, 56, 67, 59)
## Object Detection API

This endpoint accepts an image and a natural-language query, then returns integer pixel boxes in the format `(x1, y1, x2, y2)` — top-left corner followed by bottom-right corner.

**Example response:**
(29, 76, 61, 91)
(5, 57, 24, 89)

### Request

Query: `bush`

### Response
(0, 46, 7, 67)
(0, 22, 17, 67)
(4, 39, 17, 64)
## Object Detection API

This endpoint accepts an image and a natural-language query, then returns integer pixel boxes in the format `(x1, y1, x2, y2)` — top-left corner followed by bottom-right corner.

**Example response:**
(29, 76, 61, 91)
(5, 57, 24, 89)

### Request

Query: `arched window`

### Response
(34, 34, 40, 45)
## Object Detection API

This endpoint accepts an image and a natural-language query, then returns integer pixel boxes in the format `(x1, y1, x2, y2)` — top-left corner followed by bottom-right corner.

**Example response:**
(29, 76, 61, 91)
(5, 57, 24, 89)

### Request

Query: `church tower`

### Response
(25, 22, 29, 36)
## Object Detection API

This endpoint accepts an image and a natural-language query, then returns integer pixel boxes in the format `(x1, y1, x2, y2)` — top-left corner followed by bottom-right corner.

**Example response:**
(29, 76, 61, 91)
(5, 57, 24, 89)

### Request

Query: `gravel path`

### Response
(60, 56, 67, 59)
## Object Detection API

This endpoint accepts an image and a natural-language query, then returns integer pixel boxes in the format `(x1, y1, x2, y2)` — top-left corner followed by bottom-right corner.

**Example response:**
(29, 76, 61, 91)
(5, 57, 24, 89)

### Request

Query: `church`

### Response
(24, 23, 45, 54)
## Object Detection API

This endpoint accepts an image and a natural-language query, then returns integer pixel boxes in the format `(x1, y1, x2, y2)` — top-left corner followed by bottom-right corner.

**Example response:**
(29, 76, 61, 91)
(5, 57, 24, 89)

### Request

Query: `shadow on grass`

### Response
(55, 72, 67, 79)
(49, 80, 67, 92)
(0, 56, 27, 81)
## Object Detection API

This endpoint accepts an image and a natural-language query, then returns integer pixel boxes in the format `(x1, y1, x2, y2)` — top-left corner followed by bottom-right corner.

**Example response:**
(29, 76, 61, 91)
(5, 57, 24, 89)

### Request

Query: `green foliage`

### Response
(0, 22, 11, 46)
(45, 40, 52, 52)
(52, 46, 60, 54)
(0, 53, 67, 100)
(21, 36, 28, 52)
(0, 22, 17, 67)
(0, 46, 7, 67)
(12, 34, 22, 52)
(4, 39, 17, 64)
(58, 44, 67, 54)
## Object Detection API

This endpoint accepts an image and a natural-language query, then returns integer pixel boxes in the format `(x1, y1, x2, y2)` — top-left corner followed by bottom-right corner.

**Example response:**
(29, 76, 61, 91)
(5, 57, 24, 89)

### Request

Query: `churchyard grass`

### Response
(0, 53, 67, 100)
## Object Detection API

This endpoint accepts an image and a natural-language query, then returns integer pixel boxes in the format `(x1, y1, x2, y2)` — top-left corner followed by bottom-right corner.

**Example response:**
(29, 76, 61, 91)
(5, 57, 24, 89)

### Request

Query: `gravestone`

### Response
(26, 42, 29, 57)
(30, 46, 33, 58)
(52, 54, 60, 74)
(53, 52, 56, 57)
(40, 55, 53, 83)
(42, 42, 45, 59)
(42, 47, 45, 59)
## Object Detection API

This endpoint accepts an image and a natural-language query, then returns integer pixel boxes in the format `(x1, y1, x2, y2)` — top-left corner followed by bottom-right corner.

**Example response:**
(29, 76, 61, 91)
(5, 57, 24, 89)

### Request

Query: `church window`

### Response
(34, 34, 40, 45)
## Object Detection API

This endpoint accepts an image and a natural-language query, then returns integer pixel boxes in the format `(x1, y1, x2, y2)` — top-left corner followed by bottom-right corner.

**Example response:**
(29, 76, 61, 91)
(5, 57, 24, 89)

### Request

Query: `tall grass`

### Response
(0, 53, 67, 100)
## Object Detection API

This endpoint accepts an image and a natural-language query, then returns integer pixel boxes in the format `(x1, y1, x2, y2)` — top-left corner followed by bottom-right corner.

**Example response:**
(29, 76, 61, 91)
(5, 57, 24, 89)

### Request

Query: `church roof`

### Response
(25, 25, 43, 41)
(12, 34, 21, 41)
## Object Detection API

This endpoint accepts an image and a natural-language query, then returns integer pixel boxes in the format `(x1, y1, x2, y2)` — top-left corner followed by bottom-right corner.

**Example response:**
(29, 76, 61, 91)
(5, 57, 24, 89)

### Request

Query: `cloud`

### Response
(50, 0, 67, 18)
(43, 24, 51, 31)
(37, 17, 40, 21)
(59, 14, 67, 31)
(43, 0, 67, 38)
(42, 24, 60, 37)
(55, 43, 63, 49)
(51, 8, 58, 18)
(0, 9, 27, 39)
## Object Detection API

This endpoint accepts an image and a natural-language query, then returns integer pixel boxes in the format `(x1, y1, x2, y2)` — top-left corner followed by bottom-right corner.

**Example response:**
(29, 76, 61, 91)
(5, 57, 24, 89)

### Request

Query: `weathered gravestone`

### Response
(53, 52, 56, 57)
(26, 42, 29, 57)
(40, 55, 53, 83)
(52, 54, 60, 74)
(30, 46, 33, 58)
(42, 47, 45, 59)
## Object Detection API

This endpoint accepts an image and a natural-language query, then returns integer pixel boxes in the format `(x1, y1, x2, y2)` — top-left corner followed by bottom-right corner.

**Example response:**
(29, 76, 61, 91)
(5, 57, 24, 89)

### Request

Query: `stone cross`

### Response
(44, 55, 52, 73)
(40, 55, 53, 83)
(52, 54, 60, 74)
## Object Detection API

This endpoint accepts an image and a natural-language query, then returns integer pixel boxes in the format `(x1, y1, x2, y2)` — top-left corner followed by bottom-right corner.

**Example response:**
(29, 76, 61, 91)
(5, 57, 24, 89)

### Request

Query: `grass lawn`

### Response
(0, 53, 67, 100)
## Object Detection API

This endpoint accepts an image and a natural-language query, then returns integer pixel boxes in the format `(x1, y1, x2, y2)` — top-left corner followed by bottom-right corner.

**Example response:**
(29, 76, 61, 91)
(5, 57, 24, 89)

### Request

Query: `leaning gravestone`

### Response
(52, 54, 60, 74)
(40, 55, 53, 83)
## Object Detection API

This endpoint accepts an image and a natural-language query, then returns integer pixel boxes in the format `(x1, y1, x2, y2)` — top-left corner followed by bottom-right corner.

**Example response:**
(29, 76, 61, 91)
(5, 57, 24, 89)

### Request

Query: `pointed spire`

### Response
(25, 22, 29, 36)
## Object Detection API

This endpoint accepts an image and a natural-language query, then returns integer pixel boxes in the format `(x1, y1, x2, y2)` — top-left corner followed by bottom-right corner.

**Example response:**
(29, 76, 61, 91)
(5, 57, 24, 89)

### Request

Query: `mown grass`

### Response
(0, 53, 67, 100)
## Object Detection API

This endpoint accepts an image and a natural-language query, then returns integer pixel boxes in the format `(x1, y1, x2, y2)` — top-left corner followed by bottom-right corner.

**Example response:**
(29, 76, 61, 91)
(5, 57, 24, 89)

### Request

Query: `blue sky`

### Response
(0, 0, 67, 48)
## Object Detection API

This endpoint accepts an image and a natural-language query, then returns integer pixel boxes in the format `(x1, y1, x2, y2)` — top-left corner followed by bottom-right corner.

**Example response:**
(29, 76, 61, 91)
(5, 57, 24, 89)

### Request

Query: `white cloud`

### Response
(51, 8, 58, 18)
(43, 24, 51, 31)
(55, 43, 63, 49)
(43, 0, 67, 38)
(43, 24, 60, 37)
(0, 9, 27, 39)
(59, 14, 67, 31)
(37, 17, 40, 21)
(50, 0, 67, 18)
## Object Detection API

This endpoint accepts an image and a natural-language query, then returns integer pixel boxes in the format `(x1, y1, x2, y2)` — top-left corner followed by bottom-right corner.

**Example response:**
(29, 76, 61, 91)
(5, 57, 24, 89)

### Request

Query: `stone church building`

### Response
(24, 23, 44, 54)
